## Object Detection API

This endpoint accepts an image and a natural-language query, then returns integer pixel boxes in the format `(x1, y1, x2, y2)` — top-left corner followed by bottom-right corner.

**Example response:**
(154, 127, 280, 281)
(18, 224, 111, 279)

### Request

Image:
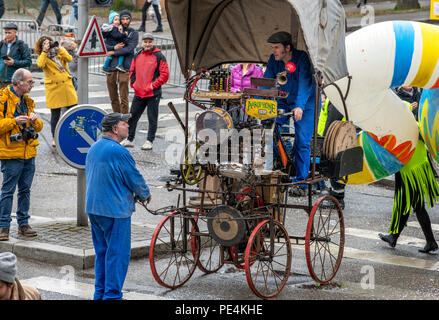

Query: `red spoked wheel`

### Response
(305, 195, 345, 284)
(229, 187, 264, 269)
(149, 212, 200, 289)
(191, 213, 225, 274)
(245, 219, 292, 299)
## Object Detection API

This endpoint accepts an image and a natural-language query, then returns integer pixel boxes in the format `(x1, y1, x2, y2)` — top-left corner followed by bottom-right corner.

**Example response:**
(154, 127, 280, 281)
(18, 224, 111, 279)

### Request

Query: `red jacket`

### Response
(129, 47, 169, 98)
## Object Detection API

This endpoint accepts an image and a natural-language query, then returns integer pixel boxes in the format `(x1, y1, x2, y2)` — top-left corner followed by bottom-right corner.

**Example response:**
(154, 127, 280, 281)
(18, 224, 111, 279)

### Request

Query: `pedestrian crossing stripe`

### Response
(20, 276, 173, 300)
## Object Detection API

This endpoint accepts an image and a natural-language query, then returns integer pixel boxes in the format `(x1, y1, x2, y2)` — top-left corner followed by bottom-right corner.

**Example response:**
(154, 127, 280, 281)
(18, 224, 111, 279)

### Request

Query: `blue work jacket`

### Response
(263, 49, 316, 125)
(85, 136, 150, 218)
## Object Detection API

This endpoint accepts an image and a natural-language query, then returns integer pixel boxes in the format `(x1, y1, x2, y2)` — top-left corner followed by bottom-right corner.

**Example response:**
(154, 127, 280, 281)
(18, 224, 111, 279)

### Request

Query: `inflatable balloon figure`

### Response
(324, 21, 439, 185)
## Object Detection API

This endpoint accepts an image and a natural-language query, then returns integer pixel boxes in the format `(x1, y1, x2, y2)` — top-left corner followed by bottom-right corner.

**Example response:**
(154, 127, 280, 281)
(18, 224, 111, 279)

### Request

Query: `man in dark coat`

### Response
(104, 10, 139, 115)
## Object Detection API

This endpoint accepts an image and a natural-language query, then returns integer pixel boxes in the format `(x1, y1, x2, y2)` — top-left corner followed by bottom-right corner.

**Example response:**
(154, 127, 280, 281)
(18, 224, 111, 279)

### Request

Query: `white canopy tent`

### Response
(165, 0, 349, 85)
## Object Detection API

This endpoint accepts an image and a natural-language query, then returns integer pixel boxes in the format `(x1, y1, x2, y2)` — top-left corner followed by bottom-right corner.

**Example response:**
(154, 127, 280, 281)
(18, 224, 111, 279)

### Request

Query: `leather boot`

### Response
(137, 25, 145, 32)
(0, 228, 9, 241)
(378, 233, 398, 248)
(18, 225, 37, 237)
(419, 241, 439, 253)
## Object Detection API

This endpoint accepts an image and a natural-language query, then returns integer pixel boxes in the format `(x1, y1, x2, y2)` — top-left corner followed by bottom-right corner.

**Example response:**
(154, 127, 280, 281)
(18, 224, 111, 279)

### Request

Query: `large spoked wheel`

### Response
(305, 195, 345, 284)
(149, 212, 200, 289)
(191, 214, 225, 274)
(245, 219, 292, 299)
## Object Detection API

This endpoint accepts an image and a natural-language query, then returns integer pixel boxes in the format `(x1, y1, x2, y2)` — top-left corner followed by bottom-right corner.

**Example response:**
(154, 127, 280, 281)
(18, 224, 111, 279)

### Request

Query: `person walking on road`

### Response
(35, 36, 77, 148)
(0, 69, 43, 241)
(0, 252, 41, 300)
(378, 140, 439, 254)
(121, 33, 169, 150)
(36, 0, 63, 28)
(85, 112, 151, 300)
(0, 0, 5, 19)
(0, 23, 32, 88)
(138, 0, 163, 33)
(105, 10, 139, 115)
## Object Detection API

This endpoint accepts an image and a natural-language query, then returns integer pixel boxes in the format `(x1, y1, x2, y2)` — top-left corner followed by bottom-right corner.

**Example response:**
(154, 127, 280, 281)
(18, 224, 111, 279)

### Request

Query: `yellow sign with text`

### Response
(245, 99, 277, 120)
(431, 0, 439, 20)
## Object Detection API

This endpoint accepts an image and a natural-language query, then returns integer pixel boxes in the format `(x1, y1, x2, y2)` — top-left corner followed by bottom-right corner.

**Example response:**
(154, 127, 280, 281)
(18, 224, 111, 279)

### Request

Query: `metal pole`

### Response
(76, 0, 89, 226)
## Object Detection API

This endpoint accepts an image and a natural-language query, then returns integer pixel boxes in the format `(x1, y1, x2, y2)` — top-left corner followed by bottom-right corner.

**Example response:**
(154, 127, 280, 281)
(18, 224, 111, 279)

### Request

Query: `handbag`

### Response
(53, 55, 78, 91)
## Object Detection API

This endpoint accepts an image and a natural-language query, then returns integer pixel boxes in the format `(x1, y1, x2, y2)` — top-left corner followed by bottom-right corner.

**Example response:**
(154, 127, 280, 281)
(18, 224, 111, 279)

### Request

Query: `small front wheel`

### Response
(305, 195, 345, 284)
(245, 219, 292, 299)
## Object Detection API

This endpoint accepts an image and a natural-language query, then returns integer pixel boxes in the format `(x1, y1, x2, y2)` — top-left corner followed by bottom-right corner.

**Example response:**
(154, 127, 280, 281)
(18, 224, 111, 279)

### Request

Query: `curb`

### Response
(0, 237, 152, 269)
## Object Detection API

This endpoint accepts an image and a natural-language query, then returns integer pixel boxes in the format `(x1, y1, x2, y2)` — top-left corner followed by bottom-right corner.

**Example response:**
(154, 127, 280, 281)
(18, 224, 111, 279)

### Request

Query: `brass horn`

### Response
(276, 71, 287, 85)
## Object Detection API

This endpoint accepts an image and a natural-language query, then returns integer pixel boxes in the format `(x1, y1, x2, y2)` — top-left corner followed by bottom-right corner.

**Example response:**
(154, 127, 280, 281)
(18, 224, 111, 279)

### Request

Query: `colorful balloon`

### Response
(324, 21, 439, 185)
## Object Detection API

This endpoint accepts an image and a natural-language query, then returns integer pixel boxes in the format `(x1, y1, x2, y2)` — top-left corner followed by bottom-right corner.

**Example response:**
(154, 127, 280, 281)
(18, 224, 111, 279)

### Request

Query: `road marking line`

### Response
(342, 246, 439, 271)
(345, 227, 427, 248)
(407, 221, 439, 231)
(20, 276, 171, 300)
(34, 98, 185, 113)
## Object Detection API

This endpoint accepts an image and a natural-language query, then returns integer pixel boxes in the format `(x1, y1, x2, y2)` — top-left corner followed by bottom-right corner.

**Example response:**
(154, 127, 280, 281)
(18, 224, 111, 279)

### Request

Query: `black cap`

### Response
(4, 23, 18, 30)
(267, 31, 292, 44)
(102, 112, 131, 129)
(119, 9, 132, 20)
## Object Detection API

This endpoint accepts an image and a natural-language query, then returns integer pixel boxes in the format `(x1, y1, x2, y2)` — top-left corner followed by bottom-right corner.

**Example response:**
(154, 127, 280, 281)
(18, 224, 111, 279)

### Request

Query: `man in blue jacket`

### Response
(0, 23, 32, 88)
(264, 31, 316, 196)
(104, 10, 139, 115)
(85, 112, 151, 300)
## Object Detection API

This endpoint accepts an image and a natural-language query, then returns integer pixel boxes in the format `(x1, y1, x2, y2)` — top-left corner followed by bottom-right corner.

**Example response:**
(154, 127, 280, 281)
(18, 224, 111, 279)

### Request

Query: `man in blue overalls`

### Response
(263, 31, 316, 196)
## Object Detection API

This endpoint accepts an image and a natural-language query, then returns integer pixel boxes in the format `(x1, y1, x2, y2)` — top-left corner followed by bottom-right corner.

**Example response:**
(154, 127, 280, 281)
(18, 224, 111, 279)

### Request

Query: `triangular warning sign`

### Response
(78, 15, 107, 57)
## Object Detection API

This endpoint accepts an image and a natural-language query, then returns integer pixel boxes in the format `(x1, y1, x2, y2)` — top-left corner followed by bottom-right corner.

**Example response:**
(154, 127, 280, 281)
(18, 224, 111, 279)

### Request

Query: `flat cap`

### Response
(267, 31, 292, 44)
(102, 112, 131, 128)
(0, 252, 17, 284)
(142, 33, 154, 40)
(4, 23, 18, 30)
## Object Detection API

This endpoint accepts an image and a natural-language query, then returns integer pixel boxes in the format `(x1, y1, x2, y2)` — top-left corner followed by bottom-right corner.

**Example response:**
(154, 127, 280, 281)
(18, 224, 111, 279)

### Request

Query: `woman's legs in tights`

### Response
(379, 204, 438, 252)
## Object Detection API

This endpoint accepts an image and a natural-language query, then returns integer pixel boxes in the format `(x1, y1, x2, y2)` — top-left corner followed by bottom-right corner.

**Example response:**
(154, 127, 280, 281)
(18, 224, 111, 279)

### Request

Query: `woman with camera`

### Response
(35, 36, 78, 147)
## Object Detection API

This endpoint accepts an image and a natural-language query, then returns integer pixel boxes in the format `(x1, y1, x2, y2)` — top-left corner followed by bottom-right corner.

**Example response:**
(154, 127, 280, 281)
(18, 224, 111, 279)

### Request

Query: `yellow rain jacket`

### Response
(0, 86, 43, 159)
(37, 47, 78, 109)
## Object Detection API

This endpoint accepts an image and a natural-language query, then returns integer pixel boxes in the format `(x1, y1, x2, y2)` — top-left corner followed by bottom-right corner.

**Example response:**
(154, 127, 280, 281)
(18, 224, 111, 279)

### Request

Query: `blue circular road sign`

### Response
(55, 105, 108, 169)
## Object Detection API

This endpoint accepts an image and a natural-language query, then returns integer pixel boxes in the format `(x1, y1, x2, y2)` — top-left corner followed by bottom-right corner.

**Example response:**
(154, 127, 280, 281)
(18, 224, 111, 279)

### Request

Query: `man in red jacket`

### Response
(122, 33, 169, 150)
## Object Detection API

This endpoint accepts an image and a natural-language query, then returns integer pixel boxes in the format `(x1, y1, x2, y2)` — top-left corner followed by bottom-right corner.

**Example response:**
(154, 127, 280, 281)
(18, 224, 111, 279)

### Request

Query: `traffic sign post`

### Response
(55, 105, 108, 226)
(78, 15, 107, 57)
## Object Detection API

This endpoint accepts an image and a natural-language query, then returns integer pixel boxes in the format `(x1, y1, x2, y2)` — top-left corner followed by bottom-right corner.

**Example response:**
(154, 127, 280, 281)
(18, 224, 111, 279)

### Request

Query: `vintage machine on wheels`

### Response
(141, 0, 363, 299)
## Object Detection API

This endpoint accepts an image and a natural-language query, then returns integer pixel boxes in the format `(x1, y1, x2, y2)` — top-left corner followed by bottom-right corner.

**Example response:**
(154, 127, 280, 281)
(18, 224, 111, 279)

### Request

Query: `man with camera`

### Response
(0, 23, 32, 89)
(0, 68, 43, 241)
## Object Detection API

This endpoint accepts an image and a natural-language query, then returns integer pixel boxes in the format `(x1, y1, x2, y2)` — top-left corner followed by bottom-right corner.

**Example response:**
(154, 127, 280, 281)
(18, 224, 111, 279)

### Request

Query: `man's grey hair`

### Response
(11, 68, 28, 85)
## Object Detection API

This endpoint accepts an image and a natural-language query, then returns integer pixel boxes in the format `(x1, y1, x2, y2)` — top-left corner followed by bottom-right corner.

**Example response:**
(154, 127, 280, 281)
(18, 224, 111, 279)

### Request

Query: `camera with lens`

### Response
(9, 126, 38, 142)
(49, 41, 59, 49)
(22, 126, 38, 140)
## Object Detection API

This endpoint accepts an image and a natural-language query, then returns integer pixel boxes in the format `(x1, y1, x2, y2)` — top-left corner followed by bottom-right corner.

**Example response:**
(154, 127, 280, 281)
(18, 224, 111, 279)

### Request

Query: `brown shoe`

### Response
(18, 225, 37, 237)
(0, 228, 9, 241)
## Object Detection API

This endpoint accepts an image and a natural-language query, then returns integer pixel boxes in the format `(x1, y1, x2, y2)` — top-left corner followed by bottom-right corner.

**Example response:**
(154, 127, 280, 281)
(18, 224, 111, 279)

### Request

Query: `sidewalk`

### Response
(0, 218, 154, 269)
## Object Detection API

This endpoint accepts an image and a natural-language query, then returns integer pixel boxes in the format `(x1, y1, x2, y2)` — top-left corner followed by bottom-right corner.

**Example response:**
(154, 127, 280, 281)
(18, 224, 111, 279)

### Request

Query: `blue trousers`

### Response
(0, 158, 35, 229)
(88, 214, 131, 300)
(37, 0, 62, 26)
(292, 108, 314, 187)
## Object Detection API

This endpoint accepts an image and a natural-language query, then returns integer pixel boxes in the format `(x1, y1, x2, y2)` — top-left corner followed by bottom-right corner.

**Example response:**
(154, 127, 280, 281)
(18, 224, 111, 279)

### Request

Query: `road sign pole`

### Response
(77, 0, 89, 226)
